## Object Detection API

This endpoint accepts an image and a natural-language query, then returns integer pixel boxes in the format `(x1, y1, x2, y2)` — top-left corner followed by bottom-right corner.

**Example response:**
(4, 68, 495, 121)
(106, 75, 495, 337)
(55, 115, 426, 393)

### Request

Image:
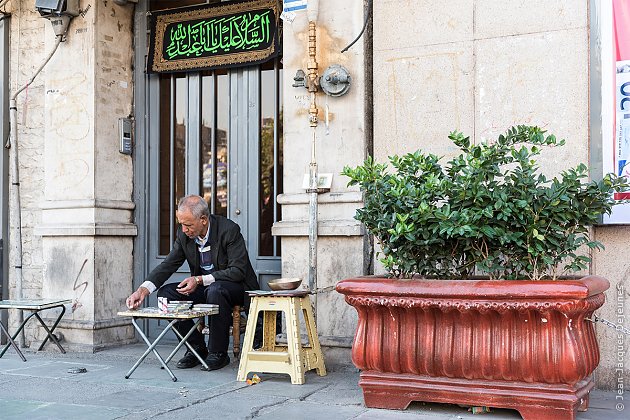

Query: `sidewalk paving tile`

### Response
(0, 344, 627, 420)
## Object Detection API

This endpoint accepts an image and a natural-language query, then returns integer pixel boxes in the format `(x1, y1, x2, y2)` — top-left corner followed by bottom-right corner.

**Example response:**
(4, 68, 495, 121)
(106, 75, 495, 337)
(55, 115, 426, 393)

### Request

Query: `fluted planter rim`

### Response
(336, 275, 609, 300)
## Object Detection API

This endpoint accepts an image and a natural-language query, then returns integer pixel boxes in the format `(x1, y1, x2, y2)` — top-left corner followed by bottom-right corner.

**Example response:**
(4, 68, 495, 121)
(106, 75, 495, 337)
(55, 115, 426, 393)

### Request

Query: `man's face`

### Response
(176, 209, 208, 239)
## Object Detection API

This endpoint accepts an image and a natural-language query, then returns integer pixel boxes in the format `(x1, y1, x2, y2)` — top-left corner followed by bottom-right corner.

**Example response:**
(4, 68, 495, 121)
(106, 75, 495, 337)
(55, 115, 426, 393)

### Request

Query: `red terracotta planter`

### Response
(335, 276, 609, 420)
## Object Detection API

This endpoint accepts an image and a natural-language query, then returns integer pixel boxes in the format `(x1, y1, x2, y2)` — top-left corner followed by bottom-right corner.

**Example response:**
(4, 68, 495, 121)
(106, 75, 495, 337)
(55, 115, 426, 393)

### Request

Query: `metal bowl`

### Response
(268, 278, 302, 291)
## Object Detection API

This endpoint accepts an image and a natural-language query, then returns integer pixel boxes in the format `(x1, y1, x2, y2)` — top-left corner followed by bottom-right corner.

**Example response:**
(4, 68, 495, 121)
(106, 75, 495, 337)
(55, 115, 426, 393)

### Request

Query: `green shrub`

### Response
(342, 126, 629, 280)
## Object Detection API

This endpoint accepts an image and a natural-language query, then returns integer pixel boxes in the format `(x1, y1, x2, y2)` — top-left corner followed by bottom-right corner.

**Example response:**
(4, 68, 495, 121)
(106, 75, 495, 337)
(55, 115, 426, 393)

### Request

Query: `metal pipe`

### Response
(11, 36, 62, 101)
(7, 98, 23, 345)
(169, 75, 175, 244)
(307, 21, 319, 118)
(308, 129, 318, 293)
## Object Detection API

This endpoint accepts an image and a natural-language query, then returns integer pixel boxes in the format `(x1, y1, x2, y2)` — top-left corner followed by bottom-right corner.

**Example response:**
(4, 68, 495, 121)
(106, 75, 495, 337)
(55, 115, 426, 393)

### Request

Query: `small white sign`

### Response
(283, 0, 307, 13)
(280, 10, 296, 23)
(302, 173, 333, 190)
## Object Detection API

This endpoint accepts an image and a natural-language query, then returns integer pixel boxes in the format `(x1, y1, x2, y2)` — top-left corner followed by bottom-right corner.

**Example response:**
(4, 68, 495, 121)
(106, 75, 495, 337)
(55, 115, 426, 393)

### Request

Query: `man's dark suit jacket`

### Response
(145, 215, 259, 292)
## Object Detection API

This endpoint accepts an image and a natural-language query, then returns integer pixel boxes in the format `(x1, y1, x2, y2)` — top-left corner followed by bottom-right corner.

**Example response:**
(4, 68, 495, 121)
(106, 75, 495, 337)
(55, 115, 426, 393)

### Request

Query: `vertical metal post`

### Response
(273, 59, 279, 256)
(169, 75, 175, 244)
(8, 97, 23, 346)
(308, 130, 318, 292)
(306, 21, 319, 300)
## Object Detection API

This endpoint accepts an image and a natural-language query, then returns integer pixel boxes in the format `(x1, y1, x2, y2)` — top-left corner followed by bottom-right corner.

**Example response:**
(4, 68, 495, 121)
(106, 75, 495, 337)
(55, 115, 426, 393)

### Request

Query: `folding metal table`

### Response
(0, 298, 72, 361)
(118, 306, 219, 382)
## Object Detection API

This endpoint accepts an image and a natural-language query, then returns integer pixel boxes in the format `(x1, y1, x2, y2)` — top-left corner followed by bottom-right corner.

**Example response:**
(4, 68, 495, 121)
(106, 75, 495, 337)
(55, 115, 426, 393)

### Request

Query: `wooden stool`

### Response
(199, 305, 243, 358)
(237, 291, 326, 385)
(231, 306, 242, 358)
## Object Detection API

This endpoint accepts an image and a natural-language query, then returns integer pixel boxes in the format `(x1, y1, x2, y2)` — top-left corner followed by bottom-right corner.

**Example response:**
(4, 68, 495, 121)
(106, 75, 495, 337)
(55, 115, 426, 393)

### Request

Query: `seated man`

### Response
(126, 194, 259, 371)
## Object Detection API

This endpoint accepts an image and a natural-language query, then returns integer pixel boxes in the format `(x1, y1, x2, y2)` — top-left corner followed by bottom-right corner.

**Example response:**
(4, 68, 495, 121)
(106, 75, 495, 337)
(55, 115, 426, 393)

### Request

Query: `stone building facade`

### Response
(0, 0, 627, 390)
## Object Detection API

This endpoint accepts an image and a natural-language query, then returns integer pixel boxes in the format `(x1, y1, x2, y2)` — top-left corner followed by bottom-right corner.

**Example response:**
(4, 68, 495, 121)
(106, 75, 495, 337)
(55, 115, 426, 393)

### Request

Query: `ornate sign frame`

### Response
(148, 0, 281, 73)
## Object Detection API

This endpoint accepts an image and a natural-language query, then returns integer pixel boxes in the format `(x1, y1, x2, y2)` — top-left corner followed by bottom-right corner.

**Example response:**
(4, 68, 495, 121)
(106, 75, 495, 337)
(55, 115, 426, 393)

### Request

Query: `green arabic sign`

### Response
(149, 0, 281, 73)
(164, 11, 274, 60)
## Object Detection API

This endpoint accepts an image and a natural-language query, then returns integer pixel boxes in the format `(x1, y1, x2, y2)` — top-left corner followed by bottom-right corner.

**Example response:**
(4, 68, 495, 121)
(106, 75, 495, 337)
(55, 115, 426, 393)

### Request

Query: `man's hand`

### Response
(126, 287, 149, 309)
(176, 276, 198, 296)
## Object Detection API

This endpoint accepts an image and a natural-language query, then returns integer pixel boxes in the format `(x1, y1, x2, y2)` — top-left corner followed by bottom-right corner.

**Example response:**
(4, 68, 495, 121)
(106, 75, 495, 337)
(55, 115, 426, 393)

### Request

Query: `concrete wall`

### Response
(374, 0, 588, 170)
(372, 0, 627, 390)
(6, 0, 136, 350)
(593, 227, 630, 391)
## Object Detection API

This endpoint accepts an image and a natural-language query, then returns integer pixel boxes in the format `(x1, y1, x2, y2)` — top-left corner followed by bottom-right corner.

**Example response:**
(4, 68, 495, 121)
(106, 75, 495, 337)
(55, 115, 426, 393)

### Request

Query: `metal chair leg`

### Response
(0, 312, 37, 358)
(0, 321, 26, 362)
(37, 304, 66, 351)
(34, 312, 65, 353)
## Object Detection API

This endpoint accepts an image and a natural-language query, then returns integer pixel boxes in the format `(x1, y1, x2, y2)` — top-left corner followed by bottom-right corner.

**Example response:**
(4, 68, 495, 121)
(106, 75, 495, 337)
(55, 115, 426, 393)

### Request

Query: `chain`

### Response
(586, 313, 630, 336)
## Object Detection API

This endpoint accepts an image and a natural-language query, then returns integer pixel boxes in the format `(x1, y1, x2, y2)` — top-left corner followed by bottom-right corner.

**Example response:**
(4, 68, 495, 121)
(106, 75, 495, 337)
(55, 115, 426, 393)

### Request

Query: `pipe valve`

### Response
(292, 69, 307, 88)
(320, 64, 351, 97)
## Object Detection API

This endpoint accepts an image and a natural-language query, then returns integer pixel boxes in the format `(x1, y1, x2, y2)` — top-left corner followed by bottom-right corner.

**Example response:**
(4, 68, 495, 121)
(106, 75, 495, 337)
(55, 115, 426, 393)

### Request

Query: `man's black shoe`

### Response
(201, 352, 230, 371)
(176, 348, 208, 369)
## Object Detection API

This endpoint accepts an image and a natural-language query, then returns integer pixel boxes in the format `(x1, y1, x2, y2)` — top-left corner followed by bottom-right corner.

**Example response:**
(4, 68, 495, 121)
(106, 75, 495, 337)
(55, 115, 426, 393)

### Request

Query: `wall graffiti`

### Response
(71, 259, 89, 312)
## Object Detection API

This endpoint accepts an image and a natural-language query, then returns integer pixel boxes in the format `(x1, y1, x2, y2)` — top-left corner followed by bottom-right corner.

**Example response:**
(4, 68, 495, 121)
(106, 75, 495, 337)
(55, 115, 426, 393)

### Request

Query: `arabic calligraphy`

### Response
(164, 10, 274, 60)
(149, 0, 280, 73)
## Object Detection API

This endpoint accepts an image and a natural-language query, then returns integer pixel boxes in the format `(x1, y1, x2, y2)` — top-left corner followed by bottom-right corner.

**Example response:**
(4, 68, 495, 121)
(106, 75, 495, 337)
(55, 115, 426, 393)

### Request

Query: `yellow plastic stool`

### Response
(237, 291, 327, 384)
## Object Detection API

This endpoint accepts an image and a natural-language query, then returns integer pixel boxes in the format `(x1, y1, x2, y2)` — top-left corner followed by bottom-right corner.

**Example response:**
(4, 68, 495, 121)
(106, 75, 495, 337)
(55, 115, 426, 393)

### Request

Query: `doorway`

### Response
(134, 0, 283, 338)
(145, 62, 283, 289)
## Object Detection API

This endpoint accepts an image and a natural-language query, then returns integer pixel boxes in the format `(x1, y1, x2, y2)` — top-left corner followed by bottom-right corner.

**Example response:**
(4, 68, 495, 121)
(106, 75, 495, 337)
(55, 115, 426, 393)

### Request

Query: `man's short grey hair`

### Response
(178, 195, 210, 219)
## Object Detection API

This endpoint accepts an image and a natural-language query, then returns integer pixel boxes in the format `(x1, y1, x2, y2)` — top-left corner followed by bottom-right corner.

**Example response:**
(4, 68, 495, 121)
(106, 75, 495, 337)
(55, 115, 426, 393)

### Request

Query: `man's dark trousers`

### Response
(158, 280, 245, 353)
